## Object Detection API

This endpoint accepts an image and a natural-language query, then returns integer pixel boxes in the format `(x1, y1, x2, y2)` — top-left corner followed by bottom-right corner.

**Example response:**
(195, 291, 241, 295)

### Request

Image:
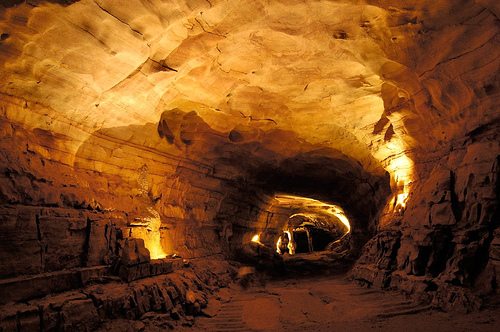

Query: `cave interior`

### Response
(0, 0, 499, 331)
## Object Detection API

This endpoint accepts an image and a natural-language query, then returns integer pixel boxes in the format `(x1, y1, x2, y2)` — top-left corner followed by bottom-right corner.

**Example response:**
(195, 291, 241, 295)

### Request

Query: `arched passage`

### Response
(0, 1, 498, 329)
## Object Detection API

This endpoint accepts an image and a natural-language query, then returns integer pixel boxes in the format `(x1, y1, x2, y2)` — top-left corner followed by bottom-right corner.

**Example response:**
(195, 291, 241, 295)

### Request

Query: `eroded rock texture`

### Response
(0, 0, 499, 324)
(354, 137, 499, 310)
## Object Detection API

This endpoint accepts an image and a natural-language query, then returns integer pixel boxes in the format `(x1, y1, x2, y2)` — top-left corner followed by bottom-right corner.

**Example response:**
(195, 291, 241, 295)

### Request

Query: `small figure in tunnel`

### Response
(279, 232, 290, 255)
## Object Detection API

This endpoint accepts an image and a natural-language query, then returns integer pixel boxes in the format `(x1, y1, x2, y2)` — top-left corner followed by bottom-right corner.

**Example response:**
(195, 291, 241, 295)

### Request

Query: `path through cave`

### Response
(190, 274, 500, 332)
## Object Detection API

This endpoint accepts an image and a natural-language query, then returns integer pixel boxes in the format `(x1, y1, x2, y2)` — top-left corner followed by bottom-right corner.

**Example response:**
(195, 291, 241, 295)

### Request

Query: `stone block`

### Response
(120, 238, 150, 266)
(86, 283, 132, 319)
(18, 306, 40, 331)
(351, 264, 391, 288)
(85, 218, 113, 266)
(0, 206, 42, 277)
(79, 265, 110, 285)
(118, 259, 173, 282)
(429, 202, 456, 225)
(0, 270, 81, 305)
(0, 304, 39, 332)
(38, 214, 88, 272)
(118, 262, 151, 282)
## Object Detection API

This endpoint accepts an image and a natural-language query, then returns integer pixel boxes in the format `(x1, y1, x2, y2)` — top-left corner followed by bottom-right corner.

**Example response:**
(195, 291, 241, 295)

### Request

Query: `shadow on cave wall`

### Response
(73, 108, 391, 258)
(1, 0, 79, 8)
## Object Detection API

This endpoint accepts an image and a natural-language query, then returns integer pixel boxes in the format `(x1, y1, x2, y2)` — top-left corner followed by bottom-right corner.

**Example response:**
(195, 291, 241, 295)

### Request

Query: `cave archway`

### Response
(216, 151, 392, 266)
(272, 195, 351, 255)
(282, 211, 350, 254)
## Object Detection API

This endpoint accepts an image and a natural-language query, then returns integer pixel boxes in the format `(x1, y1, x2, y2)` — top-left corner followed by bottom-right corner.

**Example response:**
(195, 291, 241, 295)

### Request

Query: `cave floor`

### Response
(189, 274, 499, 332)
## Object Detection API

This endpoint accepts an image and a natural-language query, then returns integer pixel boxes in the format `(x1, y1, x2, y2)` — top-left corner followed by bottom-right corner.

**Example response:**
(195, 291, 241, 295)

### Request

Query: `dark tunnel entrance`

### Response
(206, 137, 392, 274)
(310, 227, 336, 251)
(273, 196, 351, 257)
(236, 194, 355, 275)
(294, 230, 310, 254)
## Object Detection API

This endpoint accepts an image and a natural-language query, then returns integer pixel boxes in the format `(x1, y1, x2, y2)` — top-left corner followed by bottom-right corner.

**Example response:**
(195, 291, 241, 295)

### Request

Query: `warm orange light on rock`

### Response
(382, 149, 414, 214)
(251, 234, 261, 244)
(276, 230, 296, 255)
(276, 195, 351, 233)
(274, 195, 351, 255)
(395, 192, 409, 212)
(135, 208, 168, 259)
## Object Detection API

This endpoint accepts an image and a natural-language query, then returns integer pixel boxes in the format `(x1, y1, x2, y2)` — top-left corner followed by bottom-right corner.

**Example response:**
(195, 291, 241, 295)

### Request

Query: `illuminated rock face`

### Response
(0, 0, 498, 312)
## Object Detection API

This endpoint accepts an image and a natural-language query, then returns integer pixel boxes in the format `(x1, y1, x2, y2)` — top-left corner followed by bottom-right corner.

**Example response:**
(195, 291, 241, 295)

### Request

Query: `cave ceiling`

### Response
(1, 0, 498, 189)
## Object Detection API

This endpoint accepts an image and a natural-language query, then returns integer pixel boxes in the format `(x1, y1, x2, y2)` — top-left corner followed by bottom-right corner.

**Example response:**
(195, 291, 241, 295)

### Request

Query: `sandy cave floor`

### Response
(187, 275, 500, 332)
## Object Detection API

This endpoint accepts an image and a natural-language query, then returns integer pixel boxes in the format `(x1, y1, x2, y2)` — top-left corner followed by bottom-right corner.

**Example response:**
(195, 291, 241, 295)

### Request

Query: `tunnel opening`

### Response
(293, 230, 309, 254)
(235, 193, 357, 276)
(275, 205, 351, 258)
(310, 228, 337, 251)
(206, 140, 392, 277)
(248, 151, 391, 250)
(272, 195, 352, 258)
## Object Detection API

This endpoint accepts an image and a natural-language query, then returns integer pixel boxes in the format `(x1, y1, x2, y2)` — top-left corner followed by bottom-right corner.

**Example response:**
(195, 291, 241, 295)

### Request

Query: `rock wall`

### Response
(353, 130, 499, 311)
(0, 0, 498, 316)
(0, 102, 234, 279)
(351, 0, 500, 311)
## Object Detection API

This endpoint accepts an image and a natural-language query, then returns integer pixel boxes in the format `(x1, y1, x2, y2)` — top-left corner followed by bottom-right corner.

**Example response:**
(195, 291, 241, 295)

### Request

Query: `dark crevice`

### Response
(413, 246, 431, 276)
(92, 0, 145, 38)
(427, 227, 454, 277)
(35, 214, 42, 241)
(35, 214, 44, 269)
(384, 124, 395, 141)
(82, 217, 92, 266)
(449, 171, 464, 223)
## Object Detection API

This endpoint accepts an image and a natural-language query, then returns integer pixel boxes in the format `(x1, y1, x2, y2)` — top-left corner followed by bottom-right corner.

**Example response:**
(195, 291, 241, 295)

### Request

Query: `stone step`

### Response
(203, 323, 247, 326)
(380, 302, 423, 312)
(0, 265, 109, 305)
(219, 308, 244, 313)
(196, 299, 251, 331)
(197, 323, 251, 331)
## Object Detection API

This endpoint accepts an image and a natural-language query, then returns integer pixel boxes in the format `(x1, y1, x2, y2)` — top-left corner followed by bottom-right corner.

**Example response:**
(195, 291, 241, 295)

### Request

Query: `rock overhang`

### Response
(0, 0, 423, 185)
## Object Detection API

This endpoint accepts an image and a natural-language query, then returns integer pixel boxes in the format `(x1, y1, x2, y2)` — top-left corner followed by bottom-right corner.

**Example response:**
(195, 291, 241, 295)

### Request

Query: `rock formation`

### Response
(0, 0, 498, 329)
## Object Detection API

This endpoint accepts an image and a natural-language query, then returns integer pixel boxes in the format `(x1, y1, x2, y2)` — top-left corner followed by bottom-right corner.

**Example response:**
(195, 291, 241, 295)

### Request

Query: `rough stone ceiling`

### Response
(1, 0, 499, 187)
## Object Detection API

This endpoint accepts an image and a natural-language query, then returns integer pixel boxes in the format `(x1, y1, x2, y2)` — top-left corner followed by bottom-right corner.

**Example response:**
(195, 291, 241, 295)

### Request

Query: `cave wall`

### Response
(353, 135, 499, 310)
(0, 93, 390, 282)
(0, 0, 498, 313)
(352, 0, 500, 309)
(0, 102, 238, 278)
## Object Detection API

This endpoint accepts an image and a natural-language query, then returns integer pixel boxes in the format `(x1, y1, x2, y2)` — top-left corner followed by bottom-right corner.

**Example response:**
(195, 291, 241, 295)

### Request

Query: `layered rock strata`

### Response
(0, 0, 498, 320)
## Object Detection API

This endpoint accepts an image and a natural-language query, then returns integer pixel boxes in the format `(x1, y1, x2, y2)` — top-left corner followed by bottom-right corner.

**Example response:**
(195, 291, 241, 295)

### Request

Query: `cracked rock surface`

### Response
(0, 0, 499, 328)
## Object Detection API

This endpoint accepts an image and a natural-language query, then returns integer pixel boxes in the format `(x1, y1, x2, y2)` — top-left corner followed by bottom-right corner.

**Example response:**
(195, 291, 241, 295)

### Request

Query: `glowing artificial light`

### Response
(277, 195, 351, 233)
(394, 192, 409, 213)
(141, 207, 167, 259)
(384, 153, 414, 214)
(273, 195, 351, 255)
(251, 234, 261, 243)
(276, 230, 296, 255)
(285, 230, 295, 254)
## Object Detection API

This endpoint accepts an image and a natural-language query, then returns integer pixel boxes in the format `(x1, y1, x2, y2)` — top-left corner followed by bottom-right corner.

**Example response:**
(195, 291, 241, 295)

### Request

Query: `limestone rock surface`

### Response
(0, 0, 498, 318)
